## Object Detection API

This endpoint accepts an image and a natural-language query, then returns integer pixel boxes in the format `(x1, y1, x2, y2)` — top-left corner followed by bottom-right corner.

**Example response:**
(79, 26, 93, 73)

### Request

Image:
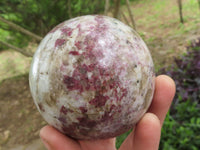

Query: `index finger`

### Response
(148, 75, 176, 125)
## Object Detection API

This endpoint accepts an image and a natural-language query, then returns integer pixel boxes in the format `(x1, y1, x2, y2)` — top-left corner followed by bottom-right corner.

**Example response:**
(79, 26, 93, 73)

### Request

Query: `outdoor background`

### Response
(0, 0, 200, 149)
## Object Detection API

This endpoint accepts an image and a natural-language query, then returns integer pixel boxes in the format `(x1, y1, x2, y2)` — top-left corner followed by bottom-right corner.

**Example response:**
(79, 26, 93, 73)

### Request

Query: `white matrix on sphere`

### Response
(29, 15, 155, 140)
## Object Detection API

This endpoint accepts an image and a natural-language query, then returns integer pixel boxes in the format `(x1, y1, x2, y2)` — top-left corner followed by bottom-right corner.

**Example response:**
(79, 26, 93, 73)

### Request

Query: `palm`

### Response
(40, 75, 175, 150)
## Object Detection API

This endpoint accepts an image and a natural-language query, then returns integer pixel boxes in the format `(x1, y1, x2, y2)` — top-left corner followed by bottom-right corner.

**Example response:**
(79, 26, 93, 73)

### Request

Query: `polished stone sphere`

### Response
(29, 15, 155, 140)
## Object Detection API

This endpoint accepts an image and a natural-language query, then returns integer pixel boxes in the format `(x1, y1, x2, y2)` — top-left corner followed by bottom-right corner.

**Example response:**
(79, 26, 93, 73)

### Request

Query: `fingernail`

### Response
(41, 137, 52, 150)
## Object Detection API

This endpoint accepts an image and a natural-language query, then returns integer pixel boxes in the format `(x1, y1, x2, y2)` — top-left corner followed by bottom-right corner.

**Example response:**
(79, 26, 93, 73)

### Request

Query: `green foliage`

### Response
(0, 28, 10, 51)
(160, 102, 200, 150)
(0, 0, 105, 35)
(159, 39, 200, 150)
(0, 0, 105, 49)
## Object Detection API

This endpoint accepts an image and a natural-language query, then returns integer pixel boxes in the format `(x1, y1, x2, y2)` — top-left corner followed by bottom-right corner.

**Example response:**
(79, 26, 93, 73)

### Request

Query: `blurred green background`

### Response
(0, 0, 200, 149)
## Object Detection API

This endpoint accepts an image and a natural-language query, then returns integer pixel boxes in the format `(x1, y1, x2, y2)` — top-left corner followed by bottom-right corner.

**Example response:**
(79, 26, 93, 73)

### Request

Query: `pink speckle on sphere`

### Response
(29, 15, 155, 140)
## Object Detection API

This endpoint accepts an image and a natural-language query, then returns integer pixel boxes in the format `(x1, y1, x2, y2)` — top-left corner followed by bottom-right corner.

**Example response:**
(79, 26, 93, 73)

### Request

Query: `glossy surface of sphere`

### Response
(29, 15, 155, 140)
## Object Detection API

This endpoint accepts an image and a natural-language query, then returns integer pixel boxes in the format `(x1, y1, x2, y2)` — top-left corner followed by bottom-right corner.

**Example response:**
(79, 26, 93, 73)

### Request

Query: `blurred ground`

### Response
(0, 0, 200, 149)
(0, 74, 46, 150)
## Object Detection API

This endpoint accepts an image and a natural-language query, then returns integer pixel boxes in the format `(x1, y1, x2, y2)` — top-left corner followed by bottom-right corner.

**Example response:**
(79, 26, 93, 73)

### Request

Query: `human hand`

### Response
(40, 75, 176, 150)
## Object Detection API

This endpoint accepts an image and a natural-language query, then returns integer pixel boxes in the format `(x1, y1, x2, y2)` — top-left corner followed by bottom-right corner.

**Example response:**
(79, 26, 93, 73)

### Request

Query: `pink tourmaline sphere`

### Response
(29, 15, 155, 140)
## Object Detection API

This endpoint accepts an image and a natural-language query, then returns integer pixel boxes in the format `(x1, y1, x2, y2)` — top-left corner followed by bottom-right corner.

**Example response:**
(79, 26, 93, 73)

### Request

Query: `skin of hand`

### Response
(40, 75, 176, 150)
